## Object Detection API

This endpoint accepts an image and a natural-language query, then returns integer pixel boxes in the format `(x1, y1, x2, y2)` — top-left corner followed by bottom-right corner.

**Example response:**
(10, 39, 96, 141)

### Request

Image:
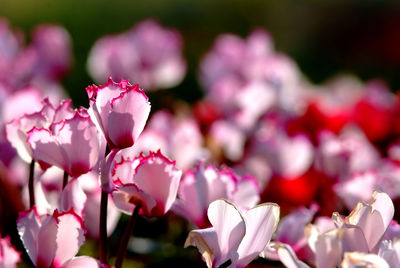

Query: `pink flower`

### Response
(173, 163, 260, 228)
(185, 199, 280, 268)
(122, 110, 204, 171)
(0, 19, 21, 84)
(315, 129, 380, 179)
(268, 204, 319, 262)
(333, 191, 394, 253)
(0, 236, 20, 268)
(378, 240, 400, 267)
(86, 78, 151, 149)
(17, 207, 95, 268)
(6, 98, 74, 163)
(263, 242, 309, 268)
(304, 191, 394, 268)
(29, 24, 72, 81)
(111, 150, 182, 217)
(87, 20, 186, 90)
(27, 109, 102, 178)
(341, 252, 389, 268)
(199, 30, 273, 89)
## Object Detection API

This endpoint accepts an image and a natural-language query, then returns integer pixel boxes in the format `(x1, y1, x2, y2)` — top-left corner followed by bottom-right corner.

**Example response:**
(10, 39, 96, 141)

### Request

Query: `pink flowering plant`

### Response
(1, 16, 400, 268)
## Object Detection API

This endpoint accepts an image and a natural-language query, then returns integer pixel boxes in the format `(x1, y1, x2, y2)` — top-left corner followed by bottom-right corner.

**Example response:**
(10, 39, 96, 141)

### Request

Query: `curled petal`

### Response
(346, 191, 394, 251)
(132, 151, 182, 216)
(112, 156, 136, 185)
(185, 228, 218, 268)
(53, 210, 85, 266)
(53, 112, 101, 177)
(36, 215, 58, 268)
(112, 184, 157, 216)
(107, 86, 151, 148)
(86, 78, 150, 149)
(27, 127, 66, 170)
(17, 208, 41, 265)
(237, 203, 280, 267)
(340, 225, 370, 253)
(5, 111, 47, 162)
(313, 229, 342, 268)
(207, 199, 245, 266)
(341, 252, 389, 268)
(268, 242, 309, 268)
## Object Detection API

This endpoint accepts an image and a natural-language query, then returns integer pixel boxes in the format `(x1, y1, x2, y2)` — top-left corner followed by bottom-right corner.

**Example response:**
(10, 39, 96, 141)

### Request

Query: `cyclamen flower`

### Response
(123, 110, 204, 171)
(86, 78, 151, 149)
(112, 150, 182, 217)
(185, 199, 280, 268)
(341, 252, 390, 268)
(333, 191, 394, 253)
(27, 109, 102, 178)
(17, 207, 101, 268)
(303, 191, 394, 268)
(264, 204, 319, 263)
(87, 20, 186, 90)
(0, 236, 20, 268)
(173, 163, 260, 228)
(6, 98, 75, 164)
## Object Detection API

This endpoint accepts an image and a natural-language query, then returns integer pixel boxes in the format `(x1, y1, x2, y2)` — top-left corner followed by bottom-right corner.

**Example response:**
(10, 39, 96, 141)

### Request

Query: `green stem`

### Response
(115, 204, 142, 268)
(62, 171, 68, 189)
(28, 159, 35, 208)
(99, 189, 109, 264)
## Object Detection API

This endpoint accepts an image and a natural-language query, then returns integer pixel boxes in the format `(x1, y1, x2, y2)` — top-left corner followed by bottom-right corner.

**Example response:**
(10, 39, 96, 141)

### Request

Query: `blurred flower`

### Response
(122, 110, 205, 171)
(87, 20, 186, 90)
(0, 236, 20, 268)
(173, 163, 260, 228)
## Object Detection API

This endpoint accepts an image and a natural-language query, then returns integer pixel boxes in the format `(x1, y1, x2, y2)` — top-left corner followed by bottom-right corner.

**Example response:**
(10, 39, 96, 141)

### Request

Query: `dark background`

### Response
(1, 0, 400, 105)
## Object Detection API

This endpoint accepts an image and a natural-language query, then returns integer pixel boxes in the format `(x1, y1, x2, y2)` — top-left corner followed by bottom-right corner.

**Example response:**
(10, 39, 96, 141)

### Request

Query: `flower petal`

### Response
(17, 208, 41, 265)
(112, 184, 157, 215)
(132, 151, 182, 216)
(270, 242, 310, 268)
(313, 229, 342, 268)
(237, 203, 280, 267)
(5, 111, 47, 162)
(36, 215, 58, 267)
(62, 256, 102, 268)
(27, 127, 67, 170)
(207, 199, 245, 266)
(54, 112, 101, 177)
(107, 85, 150, 148)
(53, 210, 85, 265)
(59, 179, 87, 216)
(341, 252, 389, 268)
(346, 191, 394, 251)
(184, 227, 218, 268)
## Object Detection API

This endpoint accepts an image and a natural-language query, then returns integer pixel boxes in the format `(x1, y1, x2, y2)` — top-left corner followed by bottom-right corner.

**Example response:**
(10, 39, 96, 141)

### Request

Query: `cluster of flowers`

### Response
(1, 17, 400, 268)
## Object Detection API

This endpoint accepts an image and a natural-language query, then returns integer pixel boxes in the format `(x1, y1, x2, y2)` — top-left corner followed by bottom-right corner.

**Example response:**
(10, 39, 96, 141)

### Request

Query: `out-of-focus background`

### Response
(2, 1, 400, 267)
(1, 0, 400, 105)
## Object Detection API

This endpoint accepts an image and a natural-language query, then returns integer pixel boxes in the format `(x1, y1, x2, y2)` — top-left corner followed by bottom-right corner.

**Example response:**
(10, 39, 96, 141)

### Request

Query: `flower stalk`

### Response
(115, 204, 142, 268)
(28, 159, 35, 208)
